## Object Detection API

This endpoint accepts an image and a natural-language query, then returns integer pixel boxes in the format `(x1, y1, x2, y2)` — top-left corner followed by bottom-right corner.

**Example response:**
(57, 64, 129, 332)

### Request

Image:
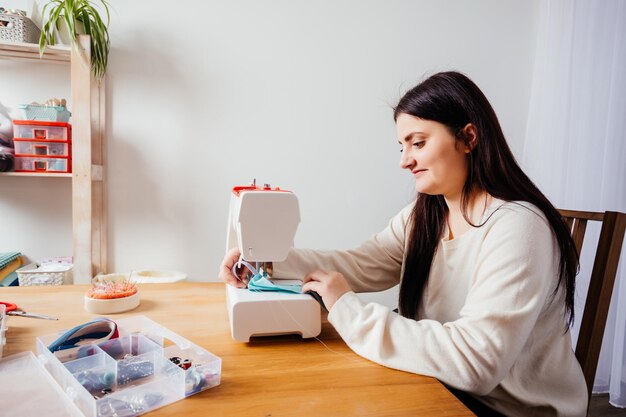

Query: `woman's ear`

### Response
(462, 123, 477, 153)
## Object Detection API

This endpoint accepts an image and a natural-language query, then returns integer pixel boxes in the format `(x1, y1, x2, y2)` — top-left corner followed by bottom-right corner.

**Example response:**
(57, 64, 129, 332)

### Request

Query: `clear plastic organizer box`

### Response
(34, 315, 222, 417)
(13, 120, 71, 141)
(14, 139, 70, 157)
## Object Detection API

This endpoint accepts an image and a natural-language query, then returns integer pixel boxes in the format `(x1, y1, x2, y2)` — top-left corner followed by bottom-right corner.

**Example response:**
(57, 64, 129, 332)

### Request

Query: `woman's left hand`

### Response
(301, 270, 351, 310)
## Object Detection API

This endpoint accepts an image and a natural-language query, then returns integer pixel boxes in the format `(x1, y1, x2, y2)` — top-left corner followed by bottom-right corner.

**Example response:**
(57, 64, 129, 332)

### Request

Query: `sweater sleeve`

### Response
(327, 207, 561, 395)
(273, 204, 413, 293)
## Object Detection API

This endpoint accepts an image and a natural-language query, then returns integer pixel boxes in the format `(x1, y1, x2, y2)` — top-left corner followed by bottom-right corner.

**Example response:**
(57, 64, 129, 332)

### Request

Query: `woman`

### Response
(219, 71, 587, 417)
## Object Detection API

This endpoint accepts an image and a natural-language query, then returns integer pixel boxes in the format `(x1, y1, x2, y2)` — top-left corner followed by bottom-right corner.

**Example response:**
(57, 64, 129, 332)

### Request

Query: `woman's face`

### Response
(396, 113, 471, 198)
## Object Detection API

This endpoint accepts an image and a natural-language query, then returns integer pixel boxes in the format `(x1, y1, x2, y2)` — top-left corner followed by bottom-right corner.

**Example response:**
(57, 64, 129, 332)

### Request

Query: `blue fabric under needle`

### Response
(247, 274, 302, 294)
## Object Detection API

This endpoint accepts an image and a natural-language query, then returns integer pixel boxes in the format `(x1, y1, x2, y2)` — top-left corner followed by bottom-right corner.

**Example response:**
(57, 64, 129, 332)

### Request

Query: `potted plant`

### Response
(38, 0, 111, 81)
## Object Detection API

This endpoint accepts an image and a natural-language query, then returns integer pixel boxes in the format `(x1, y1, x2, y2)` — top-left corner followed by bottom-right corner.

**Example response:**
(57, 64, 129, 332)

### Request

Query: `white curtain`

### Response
(523, 0, 626, 407)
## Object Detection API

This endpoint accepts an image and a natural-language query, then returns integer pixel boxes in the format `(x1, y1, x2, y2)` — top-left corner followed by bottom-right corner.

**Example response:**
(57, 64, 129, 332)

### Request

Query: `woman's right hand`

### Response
(219, 247, 249, 288)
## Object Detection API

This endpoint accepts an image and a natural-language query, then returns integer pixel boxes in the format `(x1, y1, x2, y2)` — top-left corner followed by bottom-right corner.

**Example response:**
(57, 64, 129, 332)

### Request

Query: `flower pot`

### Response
(54, 19, 85, 45)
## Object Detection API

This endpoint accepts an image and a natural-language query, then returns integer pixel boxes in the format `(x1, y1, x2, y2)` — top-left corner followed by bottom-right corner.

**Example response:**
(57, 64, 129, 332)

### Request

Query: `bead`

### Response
(180, 358, 192, 370)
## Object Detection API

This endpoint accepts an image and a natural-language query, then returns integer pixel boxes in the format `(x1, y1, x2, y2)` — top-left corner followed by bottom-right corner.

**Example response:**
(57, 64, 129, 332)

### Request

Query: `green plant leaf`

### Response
(38, 0, 111, 80)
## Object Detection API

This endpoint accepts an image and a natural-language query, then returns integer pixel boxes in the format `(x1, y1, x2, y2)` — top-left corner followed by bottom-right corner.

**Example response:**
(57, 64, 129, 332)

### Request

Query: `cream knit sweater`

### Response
(274, 200, 587, 417)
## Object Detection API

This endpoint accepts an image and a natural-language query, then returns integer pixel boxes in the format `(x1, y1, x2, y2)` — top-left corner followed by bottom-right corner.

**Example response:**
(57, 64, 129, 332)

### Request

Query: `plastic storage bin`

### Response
(13, 120, 71, 141)
(14, 139, 70, 156)
(18, 104, 72, 122)
(14, 155, 71, 173)
(0, 13, 41, 44)
(31, 315, 221, 417)
(17, 262, 73, 285)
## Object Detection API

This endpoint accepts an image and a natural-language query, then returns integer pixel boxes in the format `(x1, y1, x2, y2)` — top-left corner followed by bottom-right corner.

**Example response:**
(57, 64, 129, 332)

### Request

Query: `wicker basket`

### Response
(0, 13, 41, 44)
(17, 262, 73, 286)
(18, 104, 72, 122)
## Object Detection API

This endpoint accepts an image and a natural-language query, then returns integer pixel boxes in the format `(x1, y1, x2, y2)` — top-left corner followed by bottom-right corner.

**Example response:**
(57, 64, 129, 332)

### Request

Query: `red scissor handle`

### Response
(0, 301, 18, 312)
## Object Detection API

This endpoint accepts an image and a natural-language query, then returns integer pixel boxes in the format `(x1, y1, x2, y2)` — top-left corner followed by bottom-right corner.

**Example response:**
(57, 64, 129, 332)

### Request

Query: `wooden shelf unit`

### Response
(0, 36, 107, 283)
(0, 172, 72, 178)
(0, 40, 70, 62)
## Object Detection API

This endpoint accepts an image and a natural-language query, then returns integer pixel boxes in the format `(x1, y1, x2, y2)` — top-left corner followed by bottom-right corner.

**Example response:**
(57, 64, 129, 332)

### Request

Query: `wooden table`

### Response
(1, 283, 473, 416)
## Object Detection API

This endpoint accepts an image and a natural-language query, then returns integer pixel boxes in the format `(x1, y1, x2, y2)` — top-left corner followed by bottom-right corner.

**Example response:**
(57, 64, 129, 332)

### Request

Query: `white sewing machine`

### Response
(225, 182, 321, 342)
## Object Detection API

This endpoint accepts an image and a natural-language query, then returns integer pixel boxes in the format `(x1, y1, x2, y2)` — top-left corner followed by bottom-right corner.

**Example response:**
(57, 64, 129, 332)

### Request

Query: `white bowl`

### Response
(131, 270, 187, 283)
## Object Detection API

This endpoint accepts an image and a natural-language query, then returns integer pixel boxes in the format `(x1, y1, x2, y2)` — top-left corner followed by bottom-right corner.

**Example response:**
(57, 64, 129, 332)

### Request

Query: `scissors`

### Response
(0, 301, 58, 320)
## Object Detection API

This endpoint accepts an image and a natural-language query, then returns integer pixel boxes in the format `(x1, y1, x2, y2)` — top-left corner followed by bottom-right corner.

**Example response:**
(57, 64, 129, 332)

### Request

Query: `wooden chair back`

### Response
(559, 209, 626, 400)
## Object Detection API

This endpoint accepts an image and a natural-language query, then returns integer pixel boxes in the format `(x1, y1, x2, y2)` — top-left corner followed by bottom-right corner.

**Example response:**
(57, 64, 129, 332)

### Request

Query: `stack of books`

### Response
(0, 252, 22, 286)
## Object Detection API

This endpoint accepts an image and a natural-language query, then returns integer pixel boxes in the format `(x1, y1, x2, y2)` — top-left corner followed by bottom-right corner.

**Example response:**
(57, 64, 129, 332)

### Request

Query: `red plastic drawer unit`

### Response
(12, 120, 72, 173)
(12, 120, 72, 141)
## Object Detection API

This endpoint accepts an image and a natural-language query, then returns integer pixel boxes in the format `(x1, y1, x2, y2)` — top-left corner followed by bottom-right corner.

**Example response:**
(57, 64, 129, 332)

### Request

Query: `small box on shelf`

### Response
(13, 155, 71, 173)
(0, 13, 41, 44)
(13, 120, 71, 141)
(17, 104, 71, 123)
(12, 120, 72, 174)
(14, 139, 70, 157)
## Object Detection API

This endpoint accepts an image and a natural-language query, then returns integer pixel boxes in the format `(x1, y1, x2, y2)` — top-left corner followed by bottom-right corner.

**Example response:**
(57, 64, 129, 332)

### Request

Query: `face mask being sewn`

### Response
(232, 256, 302, 294)
(247, 274, 302, 294)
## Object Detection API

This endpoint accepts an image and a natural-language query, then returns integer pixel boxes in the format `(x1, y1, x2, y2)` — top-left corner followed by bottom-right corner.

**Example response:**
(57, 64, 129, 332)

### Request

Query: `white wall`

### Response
(0, 0, 539, 283)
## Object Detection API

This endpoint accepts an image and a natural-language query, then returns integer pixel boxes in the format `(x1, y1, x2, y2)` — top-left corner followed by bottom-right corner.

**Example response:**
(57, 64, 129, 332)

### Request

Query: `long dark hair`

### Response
(394, 71, 578, 325)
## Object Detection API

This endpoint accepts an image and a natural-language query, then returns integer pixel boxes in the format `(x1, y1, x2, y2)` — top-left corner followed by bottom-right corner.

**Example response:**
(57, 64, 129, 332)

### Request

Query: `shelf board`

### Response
(0, 171, 72, 178)
(0, 40, 70, 64)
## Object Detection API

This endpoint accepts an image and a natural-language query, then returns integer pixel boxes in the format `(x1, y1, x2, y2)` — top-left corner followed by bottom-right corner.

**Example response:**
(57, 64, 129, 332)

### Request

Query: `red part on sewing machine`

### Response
(232, 185, 291, 196)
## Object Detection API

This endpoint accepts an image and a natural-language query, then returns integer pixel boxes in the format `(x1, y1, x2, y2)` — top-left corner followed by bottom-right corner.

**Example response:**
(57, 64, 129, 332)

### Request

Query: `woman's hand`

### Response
(301, 270, 351, 310)
(218, 247, 249, 288)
